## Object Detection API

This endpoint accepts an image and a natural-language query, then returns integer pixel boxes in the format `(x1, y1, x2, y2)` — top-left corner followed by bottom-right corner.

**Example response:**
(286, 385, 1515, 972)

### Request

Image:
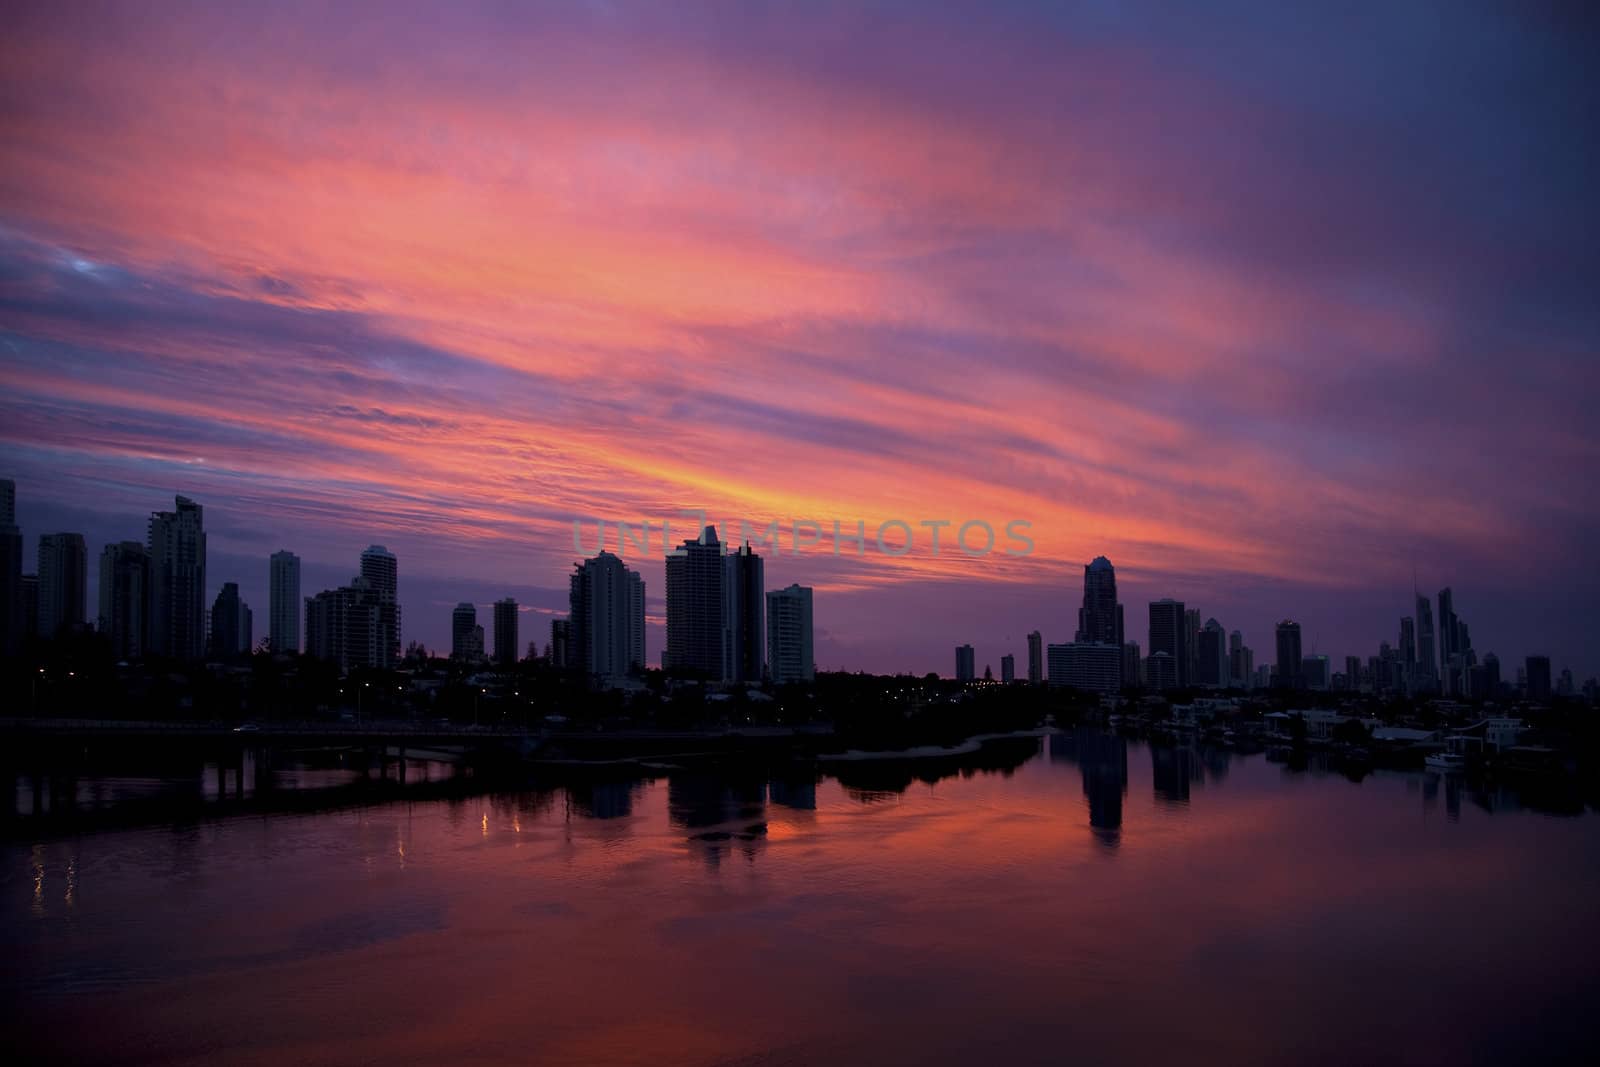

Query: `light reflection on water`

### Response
(5, 731, 1599, 1066)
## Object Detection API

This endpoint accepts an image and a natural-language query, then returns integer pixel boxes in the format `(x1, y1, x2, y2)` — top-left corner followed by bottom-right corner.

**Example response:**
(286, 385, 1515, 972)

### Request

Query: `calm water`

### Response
(5, 732, 1599, 1065)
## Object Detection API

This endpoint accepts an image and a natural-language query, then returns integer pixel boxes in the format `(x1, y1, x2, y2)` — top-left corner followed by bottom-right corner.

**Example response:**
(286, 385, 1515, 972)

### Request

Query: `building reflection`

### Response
(1152, 745, 1200, 807)
(1050, 729, 1127, 847)
(667, 771, 769, 868)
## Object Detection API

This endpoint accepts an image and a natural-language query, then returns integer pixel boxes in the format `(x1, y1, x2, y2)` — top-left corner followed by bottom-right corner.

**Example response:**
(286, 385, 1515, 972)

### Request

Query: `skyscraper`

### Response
(955, 644, 975, 682)
(1414, 594, 1436, 688)
(1525, 655, 1552, 701)
(1437, 587, 1457, 674)
(1148, 600, 1186, 687)
(1145, 650, 1178, 691)
(1197, 618, 1227, 688)
(209, 581, 252, 658)
(1075, 556, 1122, 645)
(98, 541, 149, 660)
(359, 545, 400, 668)
(1399, 616, 1416, 688)
(569, 551, 645, 681)
(147, 496, 206, 660)
(722, 542, 764, 682)
(451, 602, 478, 661)
(1275, 620, 1303, 689)
(269, 550, 301, 653)
(1048, 642, 1121, 693)
(0, 479, 20, 656)
(664, 525, 723, 677)
(766, 583, 814, 685)
(1183, 609, 1200, 688)
(1026, 630, 1042, 685)
(1000, 653, 1015, 684)
(493, 597, 519, 666)
(549, 618, 571, 668)
(37, 532, 87, 638)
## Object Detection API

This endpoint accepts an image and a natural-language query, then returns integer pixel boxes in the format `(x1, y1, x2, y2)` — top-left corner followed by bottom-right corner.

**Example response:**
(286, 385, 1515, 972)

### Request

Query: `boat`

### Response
(1424, 751, 1465, 773)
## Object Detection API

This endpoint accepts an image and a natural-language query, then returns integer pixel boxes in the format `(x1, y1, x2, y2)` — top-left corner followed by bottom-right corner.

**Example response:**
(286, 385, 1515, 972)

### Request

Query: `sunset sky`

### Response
(2, 2, 1596, 676)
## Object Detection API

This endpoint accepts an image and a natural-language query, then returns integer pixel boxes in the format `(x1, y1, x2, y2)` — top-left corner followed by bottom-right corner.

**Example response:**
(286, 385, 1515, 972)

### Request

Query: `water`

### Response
(5, 732, 1599, 1065)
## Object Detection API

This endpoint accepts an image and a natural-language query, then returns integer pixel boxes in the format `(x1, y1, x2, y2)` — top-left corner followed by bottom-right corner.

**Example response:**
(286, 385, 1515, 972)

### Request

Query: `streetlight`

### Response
(359, 681, 370, 725)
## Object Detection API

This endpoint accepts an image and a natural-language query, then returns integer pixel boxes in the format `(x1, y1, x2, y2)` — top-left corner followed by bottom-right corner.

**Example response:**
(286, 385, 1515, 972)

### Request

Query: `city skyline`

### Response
(0, 477, 1585, 691)
(1, 4, 1597, 676)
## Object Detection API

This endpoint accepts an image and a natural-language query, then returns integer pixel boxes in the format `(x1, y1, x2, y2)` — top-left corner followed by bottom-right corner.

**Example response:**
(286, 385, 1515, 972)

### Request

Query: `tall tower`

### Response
(1414, 594, 1436, 687)
(570, 551, 645, 681)
(359, 545, 400, 668)
(148, 496, 206, 660)
(1026, 630, 1043, 684)
(1075, 556, 1121, 645)
(269, 550, 301, 653)
(722, 542, 764, 682)
(1275, 620, 1303, 689)
(664, 525, 724, 676)
(766, 584, 814, 685)
(493, 597, 519, 666)
(99, 541, 149, 659)
(1147, 599, 1186, 687)
(451, 602, 477, 661)
(37, 532, 88, 638)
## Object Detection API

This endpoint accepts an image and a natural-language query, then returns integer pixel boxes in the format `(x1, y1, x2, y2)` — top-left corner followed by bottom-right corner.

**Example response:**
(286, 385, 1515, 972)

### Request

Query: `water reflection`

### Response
(1050, 729, 1127, 846)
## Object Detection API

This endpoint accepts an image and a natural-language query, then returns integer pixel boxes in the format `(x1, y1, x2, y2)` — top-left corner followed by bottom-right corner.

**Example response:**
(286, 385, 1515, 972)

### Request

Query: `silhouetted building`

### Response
(1001, 653, 1015, 684)
(1076, 556, 1123, 646)
(494, 597, 519, 666)
(955, 643, 975, 682)
(1275, 620, 1303, 689)
(209, 581, 252, 658)
(722, 542, 764, 682)
(98, 541, 149, 659)
(570, 551, 645, 682)
(1146, 650, 1177, 691)
(550, 617, 571, 668)
(451, 602, 478, 661)
(1301, 654, 1330, 691)
(766, 583, 813, 684)
(1399, 616, 1416, 689)
(147, 496, 206, 660)
(37, 532, 87, 638)
(1048, 641, 1121, 693)
(1184, 608, 1201, 688)
(1026, 630, 1042, 684)
(1122, 641, 1141, 688)
(1197, 618, 1227, 687)
(1148, 599, 1186, 687)
(1525, 655, 1552, 701)
(1415, 594, 1436, 688)
(359, 545, 400, 668)
(269, 550, 300, 653)
(664, 526, 723, 676)
(1229, 630, 1253, 688)
(21, 573, 39, 640)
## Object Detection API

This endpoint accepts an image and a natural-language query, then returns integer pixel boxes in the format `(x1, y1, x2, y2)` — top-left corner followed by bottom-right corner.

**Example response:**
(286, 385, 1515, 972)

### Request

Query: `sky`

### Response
(1, 1, 1597, 678)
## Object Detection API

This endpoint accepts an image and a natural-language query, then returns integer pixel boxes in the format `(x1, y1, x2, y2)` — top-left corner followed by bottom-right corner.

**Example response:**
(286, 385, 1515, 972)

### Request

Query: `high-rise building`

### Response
(37, 532, 87, 638)
(269, 550, 301, 654)
(1275, 620, 1303, 689)
(1122, 642, 1142, 689)
(148, 496, 206, 660)
(359, 545, 400, 669)
(1026, 631, 1042, 685)
(493, 597, 519, 666)
(1228, 630, 1253, 688)
(1048, 642, 1121, 693)
(664, 526, 724, 676)
(1399, 616, 1416, 688)
(766, 583, 814, 685)
(1437, 587, 1457, 674)
(1196, 618, 1227, 688)
(570, 551, 645, 682)
(1148, 600, 1186, 687)
(722, 543, 764, 682)
(549, 618, 571, 669)
(1344, 655, 1363, 691)
(955, 644, 975, 682)
(1000, 653, 1015, 684)
(1525, 655, 1552, 702)
(1145, 650, 1178, 691)
(209, 582, 252, 658)
(451, 602, 478, 661)
(1183, 609, 1201, 688)
(1076, 557, 1122, 645)
(1301, 654, 1330, 691)
(1414, 594, 1436, 688)
(98, 541, 149, 660)
(1482, 652, 1501, 696)
(0, 478, 19, 656)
